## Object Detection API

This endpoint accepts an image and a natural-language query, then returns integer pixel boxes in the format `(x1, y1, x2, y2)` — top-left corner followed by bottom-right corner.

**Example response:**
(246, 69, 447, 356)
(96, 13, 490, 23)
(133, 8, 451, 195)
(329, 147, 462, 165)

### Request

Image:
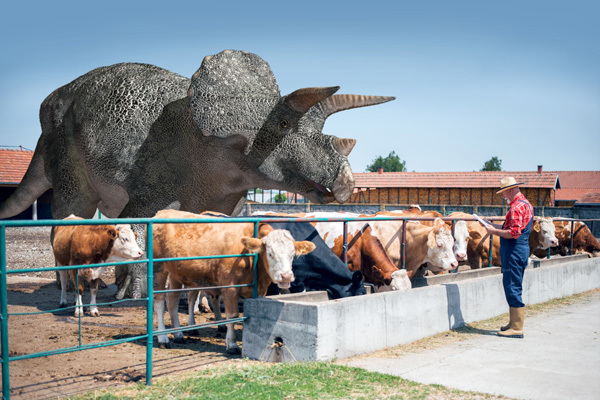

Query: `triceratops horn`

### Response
(319, 94, 395, 117)
(285, 87, 340, 114)
(333, 137, 357, 157)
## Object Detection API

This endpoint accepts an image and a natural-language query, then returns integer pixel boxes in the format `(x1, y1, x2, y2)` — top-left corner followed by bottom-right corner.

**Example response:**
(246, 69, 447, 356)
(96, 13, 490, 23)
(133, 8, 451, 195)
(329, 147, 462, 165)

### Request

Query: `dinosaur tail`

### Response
(0, 150, 51, 219)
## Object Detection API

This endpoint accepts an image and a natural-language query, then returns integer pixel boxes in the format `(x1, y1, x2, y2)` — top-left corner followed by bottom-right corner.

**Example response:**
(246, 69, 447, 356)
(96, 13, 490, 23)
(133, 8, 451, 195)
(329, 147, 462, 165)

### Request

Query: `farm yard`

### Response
(2, 226, 256, 399)
(2, 217, 599, 399)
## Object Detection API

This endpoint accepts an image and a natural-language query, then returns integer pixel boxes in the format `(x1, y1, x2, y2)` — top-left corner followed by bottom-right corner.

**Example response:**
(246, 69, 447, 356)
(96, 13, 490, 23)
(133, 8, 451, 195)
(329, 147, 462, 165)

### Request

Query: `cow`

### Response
(447, 212, 500, 269)
(366, 216, 459, 278)
(262, 219, 368, 298)
(151, 209, 315, 353)
(51, 215, 143, 317)
(534, 220, 600, 258)
(302, 211, 411, 291)
(529, 217, 559, 254)
(379, 208, 469, 263)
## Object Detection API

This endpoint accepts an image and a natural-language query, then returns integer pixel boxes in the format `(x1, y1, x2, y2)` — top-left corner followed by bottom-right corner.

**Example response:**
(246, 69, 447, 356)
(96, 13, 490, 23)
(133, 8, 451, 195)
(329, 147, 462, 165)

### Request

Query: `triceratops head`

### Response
(187, 49, 394, 204)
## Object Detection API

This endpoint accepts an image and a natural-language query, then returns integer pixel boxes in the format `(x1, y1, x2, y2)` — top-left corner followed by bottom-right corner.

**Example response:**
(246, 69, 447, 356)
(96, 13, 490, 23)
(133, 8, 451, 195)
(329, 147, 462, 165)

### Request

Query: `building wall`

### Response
(348, 187, 554, 207)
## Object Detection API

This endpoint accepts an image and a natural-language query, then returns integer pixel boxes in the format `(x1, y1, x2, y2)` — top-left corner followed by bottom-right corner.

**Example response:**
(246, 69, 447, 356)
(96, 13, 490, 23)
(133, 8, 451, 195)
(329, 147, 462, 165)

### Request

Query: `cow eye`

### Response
(122, 237, 128, 242)
(280, 119, 289, 129)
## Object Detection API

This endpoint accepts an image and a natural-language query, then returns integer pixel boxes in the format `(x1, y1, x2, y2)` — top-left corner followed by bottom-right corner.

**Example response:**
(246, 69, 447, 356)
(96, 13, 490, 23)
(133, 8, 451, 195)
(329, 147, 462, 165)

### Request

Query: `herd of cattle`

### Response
(49, 206, 600, 353)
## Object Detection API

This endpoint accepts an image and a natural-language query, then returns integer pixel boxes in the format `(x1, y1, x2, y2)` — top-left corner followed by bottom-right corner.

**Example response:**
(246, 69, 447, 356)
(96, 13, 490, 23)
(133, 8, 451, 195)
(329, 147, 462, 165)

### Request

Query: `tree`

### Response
(274, 193, 287, 203)
(481, 156, 502, 171)
(366, 151, 407, 172)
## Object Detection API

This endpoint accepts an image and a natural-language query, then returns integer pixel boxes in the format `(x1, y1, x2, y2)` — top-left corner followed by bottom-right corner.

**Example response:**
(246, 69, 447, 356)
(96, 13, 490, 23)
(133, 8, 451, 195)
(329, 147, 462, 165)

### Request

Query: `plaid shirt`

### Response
(503, 193, 533, 239)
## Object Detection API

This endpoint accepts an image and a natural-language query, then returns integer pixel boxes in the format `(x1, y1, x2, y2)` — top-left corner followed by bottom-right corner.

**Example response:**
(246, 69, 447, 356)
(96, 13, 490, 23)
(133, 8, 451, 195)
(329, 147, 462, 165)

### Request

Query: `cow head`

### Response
(533, 217, 559, 249)
(109, 224, 144, 261)
(425, 219, 459, 271)
(188, 50, 394, 204)
(452, 220, 469, 262)
(241, 225, 316, 289)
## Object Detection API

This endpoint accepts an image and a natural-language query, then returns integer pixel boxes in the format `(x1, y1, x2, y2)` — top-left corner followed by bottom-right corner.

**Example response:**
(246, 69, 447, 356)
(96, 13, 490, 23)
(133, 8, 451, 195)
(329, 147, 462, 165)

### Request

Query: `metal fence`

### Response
(0, 213, 594, 398)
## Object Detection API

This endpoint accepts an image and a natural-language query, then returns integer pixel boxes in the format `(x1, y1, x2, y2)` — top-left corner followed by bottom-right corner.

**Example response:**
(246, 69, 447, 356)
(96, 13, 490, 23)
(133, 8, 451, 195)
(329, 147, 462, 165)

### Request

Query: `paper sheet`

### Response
(473, 213, 490, 226)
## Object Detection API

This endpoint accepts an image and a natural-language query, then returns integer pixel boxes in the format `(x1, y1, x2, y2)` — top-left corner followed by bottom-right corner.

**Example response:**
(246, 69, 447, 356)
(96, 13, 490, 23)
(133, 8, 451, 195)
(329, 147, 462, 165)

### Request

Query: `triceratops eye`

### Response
(280, 119, 289, 129)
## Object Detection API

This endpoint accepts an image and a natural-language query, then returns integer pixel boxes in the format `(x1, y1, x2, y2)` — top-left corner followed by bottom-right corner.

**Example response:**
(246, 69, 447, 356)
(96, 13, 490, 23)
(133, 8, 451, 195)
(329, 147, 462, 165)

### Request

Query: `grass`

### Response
(71, 362, 504, 400)
(70, 289, 599, 400)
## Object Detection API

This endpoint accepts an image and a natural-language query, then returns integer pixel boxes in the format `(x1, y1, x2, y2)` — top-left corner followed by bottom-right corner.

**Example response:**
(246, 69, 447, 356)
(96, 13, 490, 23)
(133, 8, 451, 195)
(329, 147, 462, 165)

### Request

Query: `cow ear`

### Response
(241, 237, 263, 253)
(433, 218, 444, 227)
(108, 228, 117, 239)
(533, 222, 541, 232)
(427, 231, 436, 248)
(351, 270, 364, 286)
(294, 241, 316, 256)
(258, 223, 274, 239)
(470, 231, 482, 240)
(373, 266, 385, 279)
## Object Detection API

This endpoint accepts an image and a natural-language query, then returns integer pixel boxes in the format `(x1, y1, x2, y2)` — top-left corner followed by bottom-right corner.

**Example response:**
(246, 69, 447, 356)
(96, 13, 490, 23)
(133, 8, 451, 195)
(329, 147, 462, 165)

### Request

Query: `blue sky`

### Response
(1, 0, 599, 173)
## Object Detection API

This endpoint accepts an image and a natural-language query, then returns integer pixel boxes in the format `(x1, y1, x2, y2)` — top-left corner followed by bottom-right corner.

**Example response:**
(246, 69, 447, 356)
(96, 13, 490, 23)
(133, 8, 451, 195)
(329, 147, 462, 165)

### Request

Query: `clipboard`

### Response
(473, 213, 490, 227)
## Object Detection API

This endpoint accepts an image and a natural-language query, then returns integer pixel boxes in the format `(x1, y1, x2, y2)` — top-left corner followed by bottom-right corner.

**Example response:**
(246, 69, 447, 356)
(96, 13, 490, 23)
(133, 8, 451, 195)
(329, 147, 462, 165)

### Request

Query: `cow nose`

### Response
(456, 253, 467, 261)
(280, 271, 294, 282)
(451, 261, 459, 268)
(551, 239, 558, 246)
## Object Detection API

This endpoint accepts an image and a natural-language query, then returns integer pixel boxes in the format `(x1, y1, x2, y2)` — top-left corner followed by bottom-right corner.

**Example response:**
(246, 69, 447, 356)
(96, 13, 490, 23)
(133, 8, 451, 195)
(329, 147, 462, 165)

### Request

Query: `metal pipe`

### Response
(343, 221, 348, 266)
(1, 225, 10, 399)
(145, 221, 154, 386)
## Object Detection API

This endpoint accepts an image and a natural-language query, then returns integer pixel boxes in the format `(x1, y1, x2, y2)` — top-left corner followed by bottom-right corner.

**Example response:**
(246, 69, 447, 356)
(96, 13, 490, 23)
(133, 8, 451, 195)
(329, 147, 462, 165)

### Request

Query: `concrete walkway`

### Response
(341, 291, 600, 400)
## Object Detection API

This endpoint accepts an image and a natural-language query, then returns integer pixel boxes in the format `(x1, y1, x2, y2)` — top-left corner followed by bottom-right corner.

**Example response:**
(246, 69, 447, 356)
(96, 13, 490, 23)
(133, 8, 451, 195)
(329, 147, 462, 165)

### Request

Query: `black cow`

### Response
(266, 221, 365, 299)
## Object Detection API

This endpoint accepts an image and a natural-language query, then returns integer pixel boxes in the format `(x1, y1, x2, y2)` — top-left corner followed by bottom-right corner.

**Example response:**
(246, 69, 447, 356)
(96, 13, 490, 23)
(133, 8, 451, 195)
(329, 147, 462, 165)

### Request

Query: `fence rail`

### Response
(0, 214, 596, 398)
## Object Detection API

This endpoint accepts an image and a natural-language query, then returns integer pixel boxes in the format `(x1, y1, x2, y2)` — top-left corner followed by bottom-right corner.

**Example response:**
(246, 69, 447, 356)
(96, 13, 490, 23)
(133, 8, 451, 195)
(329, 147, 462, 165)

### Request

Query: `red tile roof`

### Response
(547, 171, 600, 189)
(549, 171, 600, 203)
(353, 171, 560, 190)
(0, 149, 34, 185)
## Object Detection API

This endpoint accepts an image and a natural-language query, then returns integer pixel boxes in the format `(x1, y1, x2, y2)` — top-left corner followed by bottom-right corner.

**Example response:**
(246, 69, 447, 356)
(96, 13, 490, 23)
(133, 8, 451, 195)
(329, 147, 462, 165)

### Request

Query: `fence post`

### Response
(1, 225, 10, 399)
(569, 220, 574, 256)
(342, 221, 348, 266)
(488, 234, 493, 267)
(252, 222, 259, 299)
(146, 221, 154, 386)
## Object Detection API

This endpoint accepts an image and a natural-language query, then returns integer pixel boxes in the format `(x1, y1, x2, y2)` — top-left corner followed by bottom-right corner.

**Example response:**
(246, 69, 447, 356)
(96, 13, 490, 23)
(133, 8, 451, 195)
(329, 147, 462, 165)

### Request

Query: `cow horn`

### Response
(333, 137, 357, 157)
(318, 94, 395, 117)
(285, 87, 340, 114)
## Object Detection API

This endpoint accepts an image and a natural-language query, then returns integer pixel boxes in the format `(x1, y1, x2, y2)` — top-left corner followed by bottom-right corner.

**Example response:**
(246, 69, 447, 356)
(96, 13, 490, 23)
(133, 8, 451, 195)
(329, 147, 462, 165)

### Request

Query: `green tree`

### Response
(274, 193, 287, 203)
(366, 151, 407, 172)
(481, 156, 502, 171)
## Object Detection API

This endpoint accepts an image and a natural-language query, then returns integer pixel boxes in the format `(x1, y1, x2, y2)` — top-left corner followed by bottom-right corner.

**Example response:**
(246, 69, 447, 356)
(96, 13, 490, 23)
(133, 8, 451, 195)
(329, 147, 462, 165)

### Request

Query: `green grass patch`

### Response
(72, 362, 503, 400)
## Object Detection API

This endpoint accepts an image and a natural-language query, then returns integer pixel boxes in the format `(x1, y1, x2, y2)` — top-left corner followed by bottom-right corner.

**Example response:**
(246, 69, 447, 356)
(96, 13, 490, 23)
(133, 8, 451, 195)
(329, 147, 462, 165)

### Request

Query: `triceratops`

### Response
(0, 50, 394, 298)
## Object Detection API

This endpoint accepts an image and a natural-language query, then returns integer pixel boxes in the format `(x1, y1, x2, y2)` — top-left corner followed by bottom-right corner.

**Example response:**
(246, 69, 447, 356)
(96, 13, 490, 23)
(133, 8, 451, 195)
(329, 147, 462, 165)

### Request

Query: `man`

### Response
(482, 177, 533, 338)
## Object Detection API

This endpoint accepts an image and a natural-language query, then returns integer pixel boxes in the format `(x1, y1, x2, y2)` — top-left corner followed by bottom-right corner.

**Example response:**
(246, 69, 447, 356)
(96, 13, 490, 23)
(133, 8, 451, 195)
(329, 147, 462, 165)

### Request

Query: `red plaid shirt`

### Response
(503, 193, 533, 239)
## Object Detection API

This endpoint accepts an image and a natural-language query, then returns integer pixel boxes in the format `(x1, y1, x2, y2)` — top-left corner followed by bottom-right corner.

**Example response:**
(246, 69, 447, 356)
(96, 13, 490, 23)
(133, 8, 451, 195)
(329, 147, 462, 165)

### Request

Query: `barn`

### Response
(350, 167, 561, 207)
(0, 147, 52, 219)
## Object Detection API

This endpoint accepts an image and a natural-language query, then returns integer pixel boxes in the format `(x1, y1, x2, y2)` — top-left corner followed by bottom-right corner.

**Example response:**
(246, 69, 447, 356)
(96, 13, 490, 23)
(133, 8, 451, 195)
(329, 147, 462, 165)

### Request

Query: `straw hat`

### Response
(496, 176, 523, 194)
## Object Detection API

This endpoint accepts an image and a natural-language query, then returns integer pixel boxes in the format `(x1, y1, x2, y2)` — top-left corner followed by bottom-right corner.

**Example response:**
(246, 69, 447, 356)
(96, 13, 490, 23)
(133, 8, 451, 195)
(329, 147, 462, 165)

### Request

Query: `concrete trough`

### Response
(242, 255, 600, 362)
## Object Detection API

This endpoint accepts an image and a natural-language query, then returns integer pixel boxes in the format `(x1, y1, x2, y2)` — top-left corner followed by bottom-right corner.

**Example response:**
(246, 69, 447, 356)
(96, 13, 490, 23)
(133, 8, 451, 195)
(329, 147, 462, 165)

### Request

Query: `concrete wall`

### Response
(242, 255, 600, 362)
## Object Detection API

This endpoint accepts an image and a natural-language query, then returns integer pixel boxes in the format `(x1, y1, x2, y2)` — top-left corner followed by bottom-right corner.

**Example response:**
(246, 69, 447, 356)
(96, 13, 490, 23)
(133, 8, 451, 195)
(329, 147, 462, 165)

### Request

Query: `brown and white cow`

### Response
(447, 212, 500, 269)
(366, 215, 459, 278)
(303, 212, 411, 292)
(52, 215, 143, 317)
(534, 220, 600, 258)
(151, 209, 315, 353)
(380, 208, 470, 263)
(529, 217, 559, 253)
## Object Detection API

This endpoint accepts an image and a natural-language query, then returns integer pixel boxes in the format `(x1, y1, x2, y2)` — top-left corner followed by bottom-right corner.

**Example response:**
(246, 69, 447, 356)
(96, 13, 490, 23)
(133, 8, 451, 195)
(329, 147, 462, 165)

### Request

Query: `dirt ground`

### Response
(2, 227, 259, 399)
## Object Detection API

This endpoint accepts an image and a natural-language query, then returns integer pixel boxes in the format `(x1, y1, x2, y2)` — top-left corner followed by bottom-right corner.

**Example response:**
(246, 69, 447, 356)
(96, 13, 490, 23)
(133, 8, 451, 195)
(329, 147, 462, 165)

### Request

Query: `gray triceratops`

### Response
(1, 49, 394, 298)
